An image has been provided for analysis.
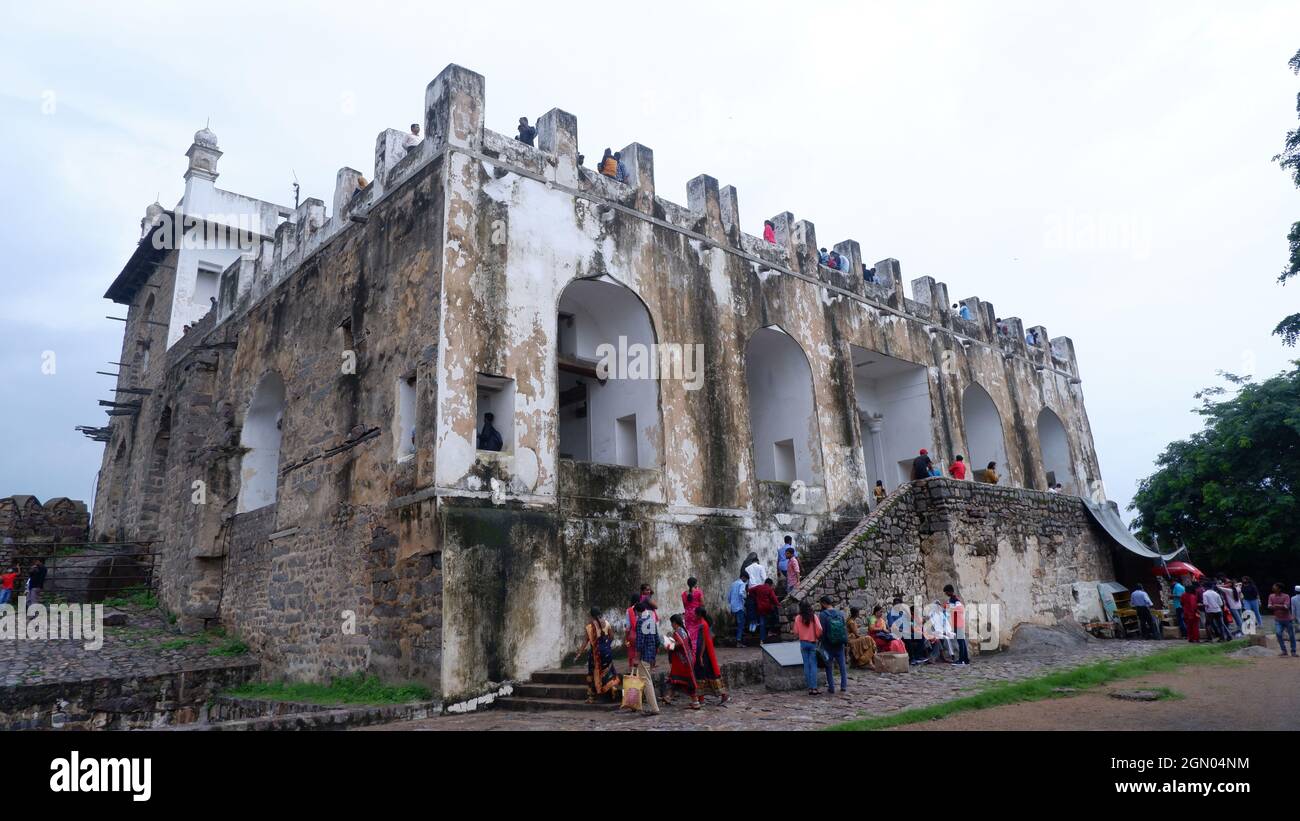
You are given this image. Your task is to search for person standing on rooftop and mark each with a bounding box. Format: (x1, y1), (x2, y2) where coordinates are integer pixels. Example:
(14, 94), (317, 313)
(516, 116), (537, 146)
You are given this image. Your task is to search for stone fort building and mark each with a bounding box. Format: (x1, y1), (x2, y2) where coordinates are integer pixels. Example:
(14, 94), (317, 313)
(90, 64), (1129, 703)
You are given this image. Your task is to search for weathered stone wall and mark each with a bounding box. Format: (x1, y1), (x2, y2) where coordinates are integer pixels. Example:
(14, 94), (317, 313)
(0, 659), (258, 730)
(89, 147), (449, 688)
(791, 478), (1116, 646)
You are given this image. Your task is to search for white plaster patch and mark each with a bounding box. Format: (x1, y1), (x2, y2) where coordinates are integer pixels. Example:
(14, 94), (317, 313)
(512, 446), (539, 492)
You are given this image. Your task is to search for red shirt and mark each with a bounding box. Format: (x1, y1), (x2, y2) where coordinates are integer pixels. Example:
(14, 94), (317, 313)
(1269, 593), (1292, 622)
(752, 584), (779, 616)
(0, 572), (15, 591)
(949, 461), (966, 480)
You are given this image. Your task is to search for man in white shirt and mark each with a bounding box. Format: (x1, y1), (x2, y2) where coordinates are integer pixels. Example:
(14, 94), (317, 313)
(1129, 584), (1157, 639)
(404, 123), (421, 149)
(1201, 583), (1228, 642)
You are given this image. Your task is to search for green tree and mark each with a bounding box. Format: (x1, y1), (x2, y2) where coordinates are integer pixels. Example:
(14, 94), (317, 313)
(1129, 365), (1300, 578)
(1272, 48), (1300, 345)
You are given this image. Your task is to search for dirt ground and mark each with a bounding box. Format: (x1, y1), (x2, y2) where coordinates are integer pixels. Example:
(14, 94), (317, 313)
(892, 653), (1300, 731)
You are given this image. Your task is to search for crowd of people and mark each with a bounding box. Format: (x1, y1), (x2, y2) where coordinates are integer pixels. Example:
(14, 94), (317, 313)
(573, 540), (979, 713)
(1167, 574), (1300, 656)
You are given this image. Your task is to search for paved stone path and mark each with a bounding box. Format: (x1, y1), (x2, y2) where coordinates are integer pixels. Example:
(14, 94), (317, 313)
(366, 639), (1171, 731)
(0, 604), (251, 687)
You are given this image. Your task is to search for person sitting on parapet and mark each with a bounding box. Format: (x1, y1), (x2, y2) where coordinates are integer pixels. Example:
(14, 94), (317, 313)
(405, 123), (421, 148)
(516, 116), (537, 146)
(763, 220), (776, 243)
(995, 317), (1009, 336)
(974, 461), (1000, 484)
(818, 248), (830, 266)
(863, 265), (876, 283)
(599, 148), (618, 178)
(910, 448), (933, 481)
(948, 454), (967, 480)
(1026, 328), (1039, 346)
(838, 254), (851, 273)
(477, 412), (504, 452)
(826, 250), (840, 269)
(954, 303), (972, 321)
(615, 152), (628, 183)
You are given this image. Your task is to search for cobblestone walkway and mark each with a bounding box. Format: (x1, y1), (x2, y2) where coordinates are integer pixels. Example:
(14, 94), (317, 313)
(0, 605), (253, 687)
(367, 640), (1169, 731)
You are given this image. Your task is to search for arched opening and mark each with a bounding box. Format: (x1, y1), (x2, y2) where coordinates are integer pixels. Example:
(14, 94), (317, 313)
(961, 383), (1009, 484)
(139, 407), (172, 538)
(1037, 408), (1077, 494)
(237, 372), (285, 512)
(556, 278), (661, 468)
(849, 345), (932, 493)
(744, 326), (823, 485)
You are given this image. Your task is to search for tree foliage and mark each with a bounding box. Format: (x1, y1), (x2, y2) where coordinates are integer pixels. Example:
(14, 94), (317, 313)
(1272, 49), (1300, 344)
(1129, 365), (1300, 576)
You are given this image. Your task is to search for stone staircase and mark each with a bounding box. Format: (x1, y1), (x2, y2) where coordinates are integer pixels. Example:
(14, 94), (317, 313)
(493, 668), (620, 713)
(800, 515), (867, 578)
(493, 648), (766, 713)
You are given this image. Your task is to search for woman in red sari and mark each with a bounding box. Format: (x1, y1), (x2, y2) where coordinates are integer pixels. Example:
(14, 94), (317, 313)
(692, 607), (729, 705)
(681, 577), (704, 649)
(663, 613), (701, 710)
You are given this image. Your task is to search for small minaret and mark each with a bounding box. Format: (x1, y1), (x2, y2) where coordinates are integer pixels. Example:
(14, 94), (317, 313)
(185, 125), (221, 183)
(139, 200), (164, 238)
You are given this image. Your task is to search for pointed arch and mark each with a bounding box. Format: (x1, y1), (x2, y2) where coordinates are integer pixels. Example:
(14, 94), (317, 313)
(744, 326), (823, 485)
(556, 277), (662, 468)
(237, 372), (286, 512)
(961, 382), (1009, 482)
(1037, 408), (1077, 494)
(139, 406), (173, 538)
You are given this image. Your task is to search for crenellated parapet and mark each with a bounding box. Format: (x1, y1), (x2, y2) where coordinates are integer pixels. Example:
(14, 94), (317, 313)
(184, 62), (1082, 380)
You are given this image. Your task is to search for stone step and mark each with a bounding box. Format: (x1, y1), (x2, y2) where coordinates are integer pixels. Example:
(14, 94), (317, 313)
(511, 682), (589, 700)
(529, 669), (588, 685)
(493, 696), (620, 713)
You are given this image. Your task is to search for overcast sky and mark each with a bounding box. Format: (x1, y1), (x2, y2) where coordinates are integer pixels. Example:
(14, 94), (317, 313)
(1, 1), (1297, 523)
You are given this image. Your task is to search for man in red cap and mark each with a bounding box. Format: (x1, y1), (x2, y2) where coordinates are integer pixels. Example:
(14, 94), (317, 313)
(911, 448), (934, 481)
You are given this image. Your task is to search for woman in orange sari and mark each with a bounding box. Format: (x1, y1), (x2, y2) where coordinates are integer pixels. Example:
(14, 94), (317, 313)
(573, 607), (620, 703)
(662, 613), (701, 710)
(692, 607), (729, 705)
(846, 607), (875, 668)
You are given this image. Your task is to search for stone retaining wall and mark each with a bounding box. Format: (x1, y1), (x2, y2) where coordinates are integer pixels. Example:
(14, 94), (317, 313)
(0, 659), (259, 730)
(786, 479), (1116, 646)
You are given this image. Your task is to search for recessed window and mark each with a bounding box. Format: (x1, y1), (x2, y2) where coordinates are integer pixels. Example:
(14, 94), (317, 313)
(615, 414), (638, 467)
(195, 266), (220, 315)
(395, 374), (417, 460)
(773, 439), (796, 483)
(475, 374), (514, 452)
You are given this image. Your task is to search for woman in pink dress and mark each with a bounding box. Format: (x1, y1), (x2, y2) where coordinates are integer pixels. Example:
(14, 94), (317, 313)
(681, 576), (704, 648)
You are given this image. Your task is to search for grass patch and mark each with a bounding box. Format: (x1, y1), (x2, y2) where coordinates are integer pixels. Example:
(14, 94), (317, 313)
(1142, 686), (1184, 701)
(827, 640), (1246, 731)
(223, 673), (431, 706)
(102, 586), (158, 609)
(208, 639), (249, 657)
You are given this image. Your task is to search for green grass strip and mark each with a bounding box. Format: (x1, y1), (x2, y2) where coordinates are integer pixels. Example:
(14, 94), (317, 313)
(223, 672), (432, 706)
(826, 639), (1246, 731)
